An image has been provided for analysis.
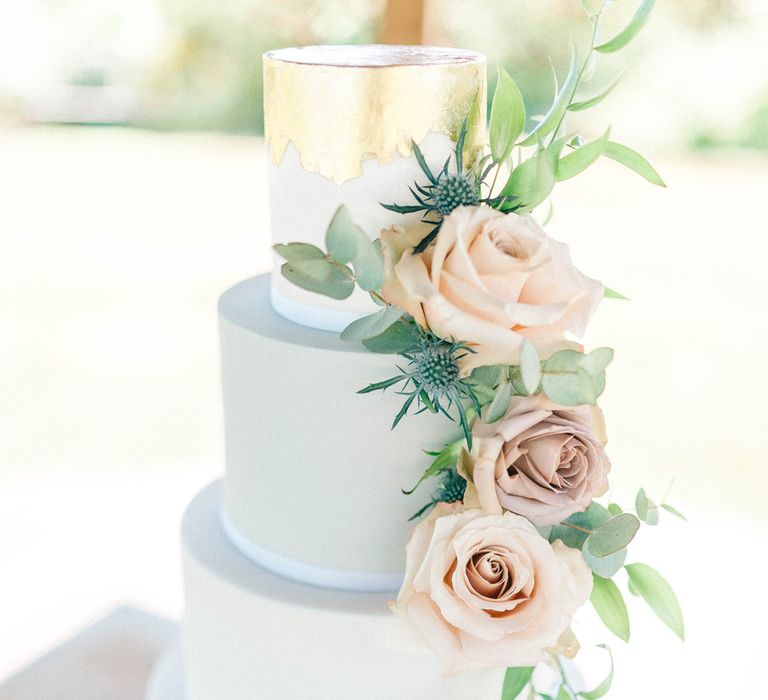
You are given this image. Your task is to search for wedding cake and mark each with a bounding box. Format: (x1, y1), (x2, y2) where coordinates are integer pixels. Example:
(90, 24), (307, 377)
(149, 45), (505, 699)
(150, 19), (684, 699)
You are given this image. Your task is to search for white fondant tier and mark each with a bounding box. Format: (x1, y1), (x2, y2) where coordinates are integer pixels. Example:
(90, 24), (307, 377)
(181, 481), (504, 699)
(219, 275), (456, 587)
(268, 132), (457, 331)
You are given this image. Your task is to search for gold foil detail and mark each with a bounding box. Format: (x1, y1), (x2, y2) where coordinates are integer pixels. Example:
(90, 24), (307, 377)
(264, 45), (486, 185)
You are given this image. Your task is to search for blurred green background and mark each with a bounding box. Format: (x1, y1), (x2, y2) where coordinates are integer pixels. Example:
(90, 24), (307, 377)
(1, 0), (766, 150)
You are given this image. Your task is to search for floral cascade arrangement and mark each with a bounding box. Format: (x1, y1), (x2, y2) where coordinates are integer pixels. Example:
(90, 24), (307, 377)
(275, 1), (684, 697)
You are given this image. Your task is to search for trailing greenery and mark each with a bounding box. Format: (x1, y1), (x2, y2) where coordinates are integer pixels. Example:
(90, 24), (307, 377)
(501, 644), (614, 699)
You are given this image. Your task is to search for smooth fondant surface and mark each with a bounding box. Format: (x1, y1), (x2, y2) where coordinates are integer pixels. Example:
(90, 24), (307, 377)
(182, 482), (504, 700)
(219, 275), (457, 580)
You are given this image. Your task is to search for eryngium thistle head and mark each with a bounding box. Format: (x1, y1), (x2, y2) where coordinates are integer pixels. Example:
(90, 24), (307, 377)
(413, 343), (461, 393)
(435, 173), (478, 215)
(437, 470), (466, 504)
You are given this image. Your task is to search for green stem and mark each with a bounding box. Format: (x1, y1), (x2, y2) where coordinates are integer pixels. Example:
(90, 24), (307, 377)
(560, 521), (593, 535)
(545, 1), (607, 149)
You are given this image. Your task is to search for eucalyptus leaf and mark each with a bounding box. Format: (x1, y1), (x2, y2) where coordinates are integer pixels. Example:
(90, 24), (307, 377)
(541, 351), (597, 406)
(584, 541), (627, 578)
(520, 339), (541, 395)
(555, 128), (610, 181)
(568, 71), (626, 112)
(549, 502), (610, 549)
(604, 287), (630, 301)
(580, 645), (614, 699)
(470, 364), (505, 390)
(586, 513), (640, 557)
(273, 242), (325, 263)
(325, 205), (361, 263)
(490, 65), (526, 164)
(501, 666), (534, 700)
(486, 382), (513, 423)
(280, 261), (355, 300)
(595, 0), (656, 54)
(625, 563), (685, 640)
(324, 205), (384, 291)
(353, 240), (385, 291)
(636, 488), (659, 525)
(581, 347), (614, 377)
(340, 306), (404, 342)
(604, 141), (666, 187)
(362, 319), (421, 354)
(661, 503), (688, 521)
(607, 503), (623, 516)
(591, 575), (630, 642)
(521, 44), (579, 146)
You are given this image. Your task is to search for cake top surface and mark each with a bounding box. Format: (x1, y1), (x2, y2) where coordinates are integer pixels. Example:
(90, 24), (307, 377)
(264, 45), (485, 68)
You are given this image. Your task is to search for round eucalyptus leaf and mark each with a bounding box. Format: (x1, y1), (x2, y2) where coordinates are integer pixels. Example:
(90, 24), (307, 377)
(586, 513), (640, 557)
(340, 306), (404, 342)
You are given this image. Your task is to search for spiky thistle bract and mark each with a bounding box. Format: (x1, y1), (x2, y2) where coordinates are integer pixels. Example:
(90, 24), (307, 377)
(358, 328), (481, 449)
(381, 119), (520, 252)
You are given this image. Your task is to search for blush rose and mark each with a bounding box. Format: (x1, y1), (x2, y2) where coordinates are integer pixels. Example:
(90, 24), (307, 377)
(380, 206), (603, 370)
(394, 505), (592, 674)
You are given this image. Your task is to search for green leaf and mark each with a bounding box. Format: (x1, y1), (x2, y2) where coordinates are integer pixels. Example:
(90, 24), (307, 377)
(325, 205), (361, 263)
(485, 382), (513, 423)
(595, 0), (656, 54)
(490, 65), (526, 164)
(469, 364), (504, 390)
(579, 0), (597, 17)
(340, 306), (404, 342)
(580, 645), (614, 699)
(604, 287), (630, 301)
(581, 347), (614, 376)
(549, 502), (610, 549)
(625, 563), (685, 640)
(586, 513), (641, 557)
(403, 440), (463, 495)
(591, 575), (630, 642)
(500, 148), (556, 214)
(353, 240), (385, 291)
(520, 339), (541, 395)
(583, 541), (627, 579)
(273, 242), (326, 263)
(280, 261), (355, 300)
(627, 577), (640, 597)
(568, 71), (626, 112)
(540, 348), (611, 406)
(555, 128), (610, 181)
(362, 319), (422, 354)
(607, 503), (623, 516)
(521, 45), (579, 146)
(324, 205), (384, 291)
(541, 350), (596, 406)
(556, 689), (571, 700)
(603, 141), (666, 187)
(501, 666), (534, 700)
(661, 503), (688, 521)
(635, 488), (659, 525)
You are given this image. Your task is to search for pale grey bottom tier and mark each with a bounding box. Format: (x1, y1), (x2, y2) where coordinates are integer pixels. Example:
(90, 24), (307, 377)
(174, 481), (504, 699)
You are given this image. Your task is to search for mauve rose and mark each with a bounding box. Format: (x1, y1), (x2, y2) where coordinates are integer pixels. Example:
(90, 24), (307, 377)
(394, 505), (592, 674)
(471, 395), (610, 526)
(380, 206), (603, 370)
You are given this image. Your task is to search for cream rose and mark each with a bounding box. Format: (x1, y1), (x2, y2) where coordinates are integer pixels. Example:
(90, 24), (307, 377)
(394, 505), (592, 675)
(472, 395), (610, 526)
(380, 206), (603, 370)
